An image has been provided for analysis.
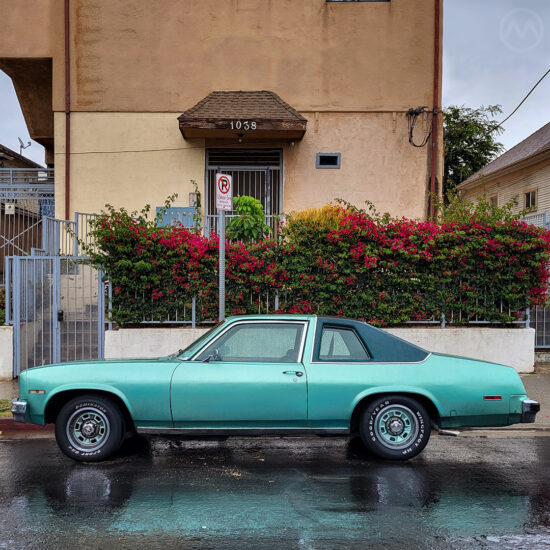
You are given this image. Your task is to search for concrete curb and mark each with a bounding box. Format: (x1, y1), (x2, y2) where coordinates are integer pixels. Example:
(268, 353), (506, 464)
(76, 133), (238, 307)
(0, 419), (54, 433)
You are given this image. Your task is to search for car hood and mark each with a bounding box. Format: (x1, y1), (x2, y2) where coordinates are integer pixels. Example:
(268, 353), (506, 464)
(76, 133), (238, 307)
(26, 357), (180, 372)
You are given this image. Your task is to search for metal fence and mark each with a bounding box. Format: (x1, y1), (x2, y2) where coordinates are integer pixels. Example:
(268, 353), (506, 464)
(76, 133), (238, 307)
(0, 169), (55, 285)
(521, 212), (550, 347)
(5, 255), (105, 376)
(0, 168), (54, 186)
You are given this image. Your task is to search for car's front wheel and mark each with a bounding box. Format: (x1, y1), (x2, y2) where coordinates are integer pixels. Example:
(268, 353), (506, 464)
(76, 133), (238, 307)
(55, 394), (124, 462)
(360, 395), (431, 460)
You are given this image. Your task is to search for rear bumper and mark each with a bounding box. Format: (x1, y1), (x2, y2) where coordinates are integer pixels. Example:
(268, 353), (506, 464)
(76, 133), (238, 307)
(11, 399), (27, 423)
(521, 399), (540, 423)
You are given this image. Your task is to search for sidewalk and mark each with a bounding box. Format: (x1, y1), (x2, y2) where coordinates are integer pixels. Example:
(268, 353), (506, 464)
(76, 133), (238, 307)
(0, 374), (549, 433)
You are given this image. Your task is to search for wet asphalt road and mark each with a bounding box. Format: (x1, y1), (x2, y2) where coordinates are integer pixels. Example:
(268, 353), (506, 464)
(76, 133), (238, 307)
(0, 434), (549, 549)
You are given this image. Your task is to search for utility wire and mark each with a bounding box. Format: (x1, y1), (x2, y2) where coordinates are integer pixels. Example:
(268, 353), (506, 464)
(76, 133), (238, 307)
(54, 145), (205, 155)
(490, 67), (550, 133)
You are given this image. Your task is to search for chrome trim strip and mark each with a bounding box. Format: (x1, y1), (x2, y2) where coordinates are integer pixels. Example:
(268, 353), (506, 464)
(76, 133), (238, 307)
(136, 427), (350, 436)
(190, 319), (309, 363)
(309, 353), (432, 366)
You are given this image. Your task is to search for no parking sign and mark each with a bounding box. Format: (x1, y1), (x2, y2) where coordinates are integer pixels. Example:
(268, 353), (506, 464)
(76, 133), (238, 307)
(216, 173), (233, 211)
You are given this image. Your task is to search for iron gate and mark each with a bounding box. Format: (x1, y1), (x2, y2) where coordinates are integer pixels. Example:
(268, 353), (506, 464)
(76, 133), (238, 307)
(5, 256), (105, 376)
(205, 149), (282, 234)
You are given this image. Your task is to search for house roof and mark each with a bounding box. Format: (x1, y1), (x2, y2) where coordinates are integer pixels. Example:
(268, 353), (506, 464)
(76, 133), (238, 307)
(459, 121), (550, 189)
(0, 143), (43, 168)
(178, 91), (307, 140)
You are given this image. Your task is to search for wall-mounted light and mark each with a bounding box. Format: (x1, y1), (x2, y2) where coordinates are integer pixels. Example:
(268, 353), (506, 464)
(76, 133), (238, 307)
(237, 133), (244, 143)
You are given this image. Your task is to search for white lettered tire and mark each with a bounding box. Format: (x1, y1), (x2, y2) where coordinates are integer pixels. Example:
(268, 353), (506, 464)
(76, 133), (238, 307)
(55, 394), (124, 462)
(360, 395), (431, 460)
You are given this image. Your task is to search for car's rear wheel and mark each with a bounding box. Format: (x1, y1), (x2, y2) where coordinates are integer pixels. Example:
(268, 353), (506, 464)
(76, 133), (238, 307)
(360, 395), (431, 460)
(55, 394), (124, 462)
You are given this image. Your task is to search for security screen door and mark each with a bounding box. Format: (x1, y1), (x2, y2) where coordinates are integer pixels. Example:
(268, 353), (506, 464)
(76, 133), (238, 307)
(205, 149), (282, 234)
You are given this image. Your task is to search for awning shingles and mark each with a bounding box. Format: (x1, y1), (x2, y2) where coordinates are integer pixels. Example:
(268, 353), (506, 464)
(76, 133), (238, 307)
(178, 91), (307, 140)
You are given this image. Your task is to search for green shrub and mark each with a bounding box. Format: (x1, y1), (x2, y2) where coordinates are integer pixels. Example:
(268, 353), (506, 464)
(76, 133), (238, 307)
(83, 198), (550, 326)
(226, 195), (271, 242)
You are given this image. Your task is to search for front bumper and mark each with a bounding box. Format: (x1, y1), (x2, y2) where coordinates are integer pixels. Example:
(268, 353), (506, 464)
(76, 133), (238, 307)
(11, 399), (27, 423)
(521, 399), (540, 423)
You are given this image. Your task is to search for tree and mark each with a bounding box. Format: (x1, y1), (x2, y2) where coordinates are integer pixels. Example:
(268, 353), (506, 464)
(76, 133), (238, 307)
(443, 105), (505, 199)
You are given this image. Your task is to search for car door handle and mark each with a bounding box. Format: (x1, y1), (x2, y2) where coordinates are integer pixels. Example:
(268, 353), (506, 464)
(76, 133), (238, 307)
(282, 371), (303, 377)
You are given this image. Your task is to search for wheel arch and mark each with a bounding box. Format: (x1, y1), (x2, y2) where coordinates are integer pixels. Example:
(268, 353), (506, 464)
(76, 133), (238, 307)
(44, 389), (135, 434)
(350, 391), (441, 433)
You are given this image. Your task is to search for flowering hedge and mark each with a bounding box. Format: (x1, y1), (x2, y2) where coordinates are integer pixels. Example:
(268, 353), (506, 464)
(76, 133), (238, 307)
(84, 204), (550, 326)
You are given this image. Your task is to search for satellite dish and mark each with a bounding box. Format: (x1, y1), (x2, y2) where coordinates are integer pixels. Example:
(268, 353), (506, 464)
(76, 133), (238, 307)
(18, 137), (31, 155)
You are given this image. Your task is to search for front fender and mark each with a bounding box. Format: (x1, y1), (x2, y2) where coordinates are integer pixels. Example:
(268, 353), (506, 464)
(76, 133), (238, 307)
(43, 384), (135, 421)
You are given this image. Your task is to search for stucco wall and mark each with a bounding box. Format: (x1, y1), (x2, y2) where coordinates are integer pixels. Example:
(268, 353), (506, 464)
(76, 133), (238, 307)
(283, 111), (430, 218)
(0, 326), (13, 381)
(62, 0), (438, 113)
(55, 111), (430, 219)
(54, 112), (206, 218)
(105, 326), (535, 373)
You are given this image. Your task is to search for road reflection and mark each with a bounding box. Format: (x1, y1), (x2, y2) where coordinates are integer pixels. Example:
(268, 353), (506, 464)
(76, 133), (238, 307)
(1, 436), (549, 548)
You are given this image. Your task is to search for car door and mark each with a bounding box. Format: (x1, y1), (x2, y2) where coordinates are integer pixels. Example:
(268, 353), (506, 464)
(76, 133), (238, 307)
(170, 320), (308, 428)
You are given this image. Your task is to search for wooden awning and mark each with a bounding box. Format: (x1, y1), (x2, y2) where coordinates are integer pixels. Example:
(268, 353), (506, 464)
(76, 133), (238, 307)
(178, 91), (307, 140)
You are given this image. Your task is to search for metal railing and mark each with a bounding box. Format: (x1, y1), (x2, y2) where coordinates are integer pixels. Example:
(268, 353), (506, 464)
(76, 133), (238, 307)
(0, 168), (54, 185)
(1, 177), (55, 286)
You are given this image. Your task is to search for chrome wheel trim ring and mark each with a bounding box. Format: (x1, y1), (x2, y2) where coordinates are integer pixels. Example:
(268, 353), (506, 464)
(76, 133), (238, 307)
(66, 407), (111, 453)
(374, 404), (420, 450)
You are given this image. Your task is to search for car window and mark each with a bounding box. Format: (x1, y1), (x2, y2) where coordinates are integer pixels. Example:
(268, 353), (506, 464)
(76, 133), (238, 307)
(318, 326), (369, 361)
(195, 322), (305, 363)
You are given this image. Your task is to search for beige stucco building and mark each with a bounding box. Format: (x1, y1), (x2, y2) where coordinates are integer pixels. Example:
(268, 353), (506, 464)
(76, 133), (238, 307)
(0, 0), (443, 225)
(458, 121), (550, 226)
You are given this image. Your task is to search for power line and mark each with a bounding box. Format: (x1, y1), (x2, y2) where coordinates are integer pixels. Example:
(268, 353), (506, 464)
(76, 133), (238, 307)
(54, 145), (205, 155)
(491, 67), (550, 133)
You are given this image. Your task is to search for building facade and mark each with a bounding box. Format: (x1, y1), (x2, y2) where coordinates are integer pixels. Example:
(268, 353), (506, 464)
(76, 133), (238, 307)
(0, 0), (443, 223)
(458, 121), (550, 226)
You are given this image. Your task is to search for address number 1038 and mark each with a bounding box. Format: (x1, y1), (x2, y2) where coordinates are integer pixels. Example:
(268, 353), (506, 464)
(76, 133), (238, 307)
(229, 121), (257, 130)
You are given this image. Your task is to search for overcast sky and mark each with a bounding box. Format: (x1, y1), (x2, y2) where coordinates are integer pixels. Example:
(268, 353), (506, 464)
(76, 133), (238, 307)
(1, 0), (549, 167)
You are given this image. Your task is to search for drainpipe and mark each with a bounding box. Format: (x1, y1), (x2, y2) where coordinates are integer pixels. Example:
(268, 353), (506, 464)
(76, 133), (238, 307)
(429, 0), (441, 219)
(64, 0), (71, 220)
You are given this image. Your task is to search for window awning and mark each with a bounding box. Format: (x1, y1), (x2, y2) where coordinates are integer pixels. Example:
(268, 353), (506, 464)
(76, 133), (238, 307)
(178, 91), (307, 140)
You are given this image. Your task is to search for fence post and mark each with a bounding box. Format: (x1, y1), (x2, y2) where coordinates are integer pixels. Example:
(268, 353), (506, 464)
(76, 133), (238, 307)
(12, 257), (21, 377)
(525, 307), (531, 329)
(41, 215), (48, 252)
(74, 212), (79, 256)
(192, 296), (196, 329)
(107, 281), (113, 331)
(97, 270), (105, 359)
(52, 258), (61, 364)
(4, 256), (10, 325)
(440, 312), (446, 329)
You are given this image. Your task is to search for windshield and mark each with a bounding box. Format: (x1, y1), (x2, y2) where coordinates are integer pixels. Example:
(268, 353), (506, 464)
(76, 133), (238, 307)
(168, 322), (224, 359)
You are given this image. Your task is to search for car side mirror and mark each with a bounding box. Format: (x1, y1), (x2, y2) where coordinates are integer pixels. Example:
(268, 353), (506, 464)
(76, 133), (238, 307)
(201, 349), (221, 363)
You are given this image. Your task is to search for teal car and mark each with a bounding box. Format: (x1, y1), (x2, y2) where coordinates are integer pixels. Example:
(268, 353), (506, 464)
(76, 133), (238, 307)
(12, 315), (539, 462)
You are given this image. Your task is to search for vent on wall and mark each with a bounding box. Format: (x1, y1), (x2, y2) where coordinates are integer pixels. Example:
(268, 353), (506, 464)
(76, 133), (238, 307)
(316, 153), (341, 169)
